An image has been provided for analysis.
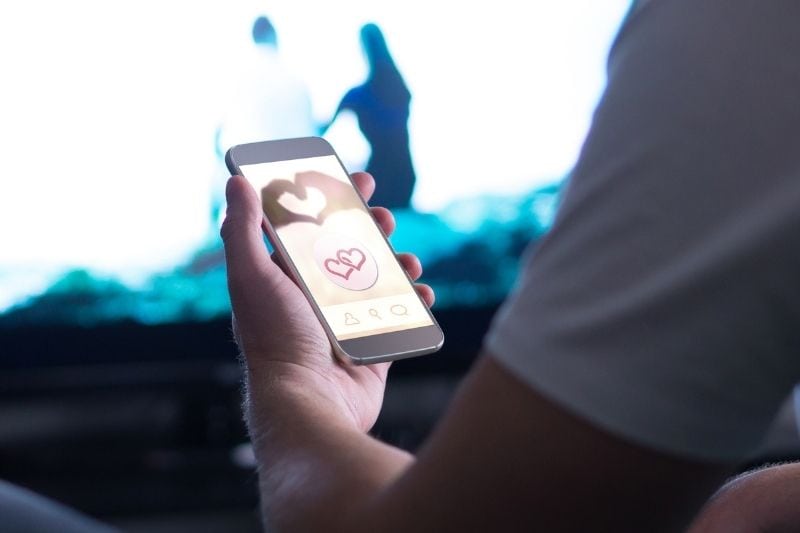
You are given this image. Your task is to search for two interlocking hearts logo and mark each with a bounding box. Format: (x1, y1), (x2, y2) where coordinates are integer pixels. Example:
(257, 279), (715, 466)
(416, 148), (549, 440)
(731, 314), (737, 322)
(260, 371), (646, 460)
(324, 248), (367, 280)
(314, 234), (378, 291)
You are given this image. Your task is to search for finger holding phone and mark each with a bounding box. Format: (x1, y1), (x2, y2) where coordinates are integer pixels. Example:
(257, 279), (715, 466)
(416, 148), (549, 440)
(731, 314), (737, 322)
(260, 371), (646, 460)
(222, 136), (442, 434)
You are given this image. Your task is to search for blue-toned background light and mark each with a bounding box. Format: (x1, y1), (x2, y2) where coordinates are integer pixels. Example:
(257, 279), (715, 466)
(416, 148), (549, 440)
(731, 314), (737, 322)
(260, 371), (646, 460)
(0, 0), (630, 325)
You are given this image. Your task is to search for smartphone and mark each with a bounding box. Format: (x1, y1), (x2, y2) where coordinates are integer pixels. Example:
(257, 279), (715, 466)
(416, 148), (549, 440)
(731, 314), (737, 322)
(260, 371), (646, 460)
(225, 137), (444, 364)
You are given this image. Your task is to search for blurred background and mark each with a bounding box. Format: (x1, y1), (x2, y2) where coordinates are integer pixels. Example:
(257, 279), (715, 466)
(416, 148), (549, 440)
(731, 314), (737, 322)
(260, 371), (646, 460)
(1, 1), (797, 531)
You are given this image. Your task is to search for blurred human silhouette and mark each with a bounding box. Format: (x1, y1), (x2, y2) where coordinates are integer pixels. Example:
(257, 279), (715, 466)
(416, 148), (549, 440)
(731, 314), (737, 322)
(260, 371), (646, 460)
(213, 16), (315, 226)
(321, 23), (416, 210)
(217, 16), (314, 150)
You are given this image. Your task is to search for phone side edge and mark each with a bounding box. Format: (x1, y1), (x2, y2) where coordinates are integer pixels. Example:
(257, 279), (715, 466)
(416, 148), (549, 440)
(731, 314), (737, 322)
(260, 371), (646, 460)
(224, 146), (240, 176)
(336, 325), (445, 365)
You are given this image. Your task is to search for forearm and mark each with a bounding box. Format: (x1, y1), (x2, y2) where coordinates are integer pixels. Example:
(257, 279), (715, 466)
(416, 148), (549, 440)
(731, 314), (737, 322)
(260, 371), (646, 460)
(248, 381), (413, 532)
(688, 463), (800, 533)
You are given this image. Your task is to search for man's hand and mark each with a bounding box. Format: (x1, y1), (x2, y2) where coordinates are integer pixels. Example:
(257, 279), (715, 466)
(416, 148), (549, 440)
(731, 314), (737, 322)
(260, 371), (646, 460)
(220, 172), (433, 435)
(219, 173), (730, 533)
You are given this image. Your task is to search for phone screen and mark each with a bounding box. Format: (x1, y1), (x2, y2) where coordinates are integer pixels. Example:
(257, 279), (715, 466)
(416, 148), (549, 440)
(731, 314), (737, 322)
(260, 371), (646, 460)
(239, 155), (434, 341)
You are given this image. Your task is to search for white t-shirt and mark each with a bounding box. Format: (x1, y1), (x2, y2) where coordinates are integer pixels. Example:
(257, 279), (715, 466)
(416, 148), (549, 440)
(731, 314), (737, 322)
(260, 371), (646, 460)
(484, 0), (800, 463)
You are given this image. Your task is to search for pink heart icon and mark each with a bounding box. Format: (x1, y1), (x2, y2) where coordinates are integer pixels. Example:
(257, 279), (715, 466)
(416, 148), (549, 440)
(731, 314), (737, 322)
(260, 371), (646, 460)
(324, 258), (355, 280)
(336, 248), (366, 271)
(314, 235), (378, 291)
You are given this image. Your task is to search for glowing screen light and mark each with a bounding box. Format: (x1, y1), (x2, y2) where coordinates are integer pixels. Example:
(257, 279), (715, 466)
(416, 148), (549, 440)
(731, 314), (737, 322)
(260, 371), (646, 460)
(0, 0), (630, 322)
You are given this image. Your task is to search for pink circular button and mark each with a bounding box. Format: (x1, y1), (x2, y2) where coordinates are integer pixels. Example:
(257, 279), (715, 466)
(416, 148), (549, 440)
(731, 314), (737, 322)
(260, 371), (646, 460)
(313, 233), (378, 291)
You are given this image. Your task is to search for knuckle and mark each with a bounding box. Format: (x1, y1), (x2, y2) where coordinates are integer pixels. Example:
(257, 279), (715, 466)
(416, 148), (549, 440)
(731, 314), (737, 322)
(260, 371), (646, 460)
(219, 216), (239, 243)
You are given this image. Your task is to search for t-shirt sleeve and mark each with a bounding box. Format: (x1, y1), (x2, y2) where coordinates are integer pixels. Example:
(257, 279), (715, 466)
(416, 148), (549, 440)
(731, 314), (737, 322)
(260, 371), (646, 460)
(484, 0), (800, 462)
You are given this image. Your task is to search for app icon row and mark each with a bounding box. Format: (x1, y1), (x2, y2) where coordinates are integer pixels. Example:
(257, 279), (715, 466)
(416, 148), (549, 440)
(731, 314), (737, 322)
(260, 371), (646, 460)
(343, 304), (408, 326)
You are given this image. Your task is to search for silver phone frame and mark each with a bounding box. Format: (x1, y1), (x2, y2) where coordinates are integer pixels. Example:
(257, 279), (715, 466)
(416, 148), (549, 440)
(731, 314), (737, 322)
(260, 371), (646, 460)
(225, 136), (443, 365)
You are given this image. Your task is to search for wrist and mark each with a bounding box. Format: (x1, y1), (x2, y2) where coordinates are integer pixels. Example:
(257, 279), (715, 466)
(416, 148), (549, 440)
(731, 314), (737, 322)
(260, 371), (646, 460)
(242, 359), (364, 439)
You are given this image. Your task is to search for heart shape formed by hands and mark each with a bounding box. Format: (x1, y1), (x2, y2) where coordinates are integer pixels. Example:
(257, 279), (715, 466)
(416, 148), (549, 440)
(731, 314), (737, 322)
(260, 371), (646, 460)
(276, 186), (326, 220)
(323, 248), (367, 280)
(262, 171), (366, 230)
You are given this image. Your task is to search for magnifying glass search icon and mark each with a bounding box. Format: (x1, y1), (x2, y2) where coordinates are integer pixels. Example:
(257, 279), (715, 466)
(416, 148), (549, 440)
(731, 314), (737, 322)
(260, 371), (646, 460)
(390, 304), (408, 316)
(369, 308), (381, 319)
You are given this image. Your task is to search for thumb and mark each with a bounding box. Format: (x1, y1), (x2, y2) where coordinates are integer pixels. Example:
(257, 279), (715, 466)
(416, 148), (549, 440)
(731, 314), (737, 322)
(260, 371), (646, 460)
(220, 175), (276, 290)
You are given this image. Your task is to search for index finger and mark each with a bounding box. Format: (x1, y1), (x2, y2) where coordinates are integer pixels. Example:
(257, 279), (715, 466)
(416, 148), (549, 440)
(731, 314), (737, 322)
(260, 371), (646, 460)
(351, 172), (376, 203)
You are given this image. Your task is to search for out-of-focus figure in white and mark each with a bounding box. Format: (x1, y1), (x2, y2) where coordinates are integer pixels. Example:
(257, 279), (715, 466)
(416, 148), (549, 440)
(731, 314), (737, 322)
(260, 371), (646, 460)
(213, 16), (315, 227)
